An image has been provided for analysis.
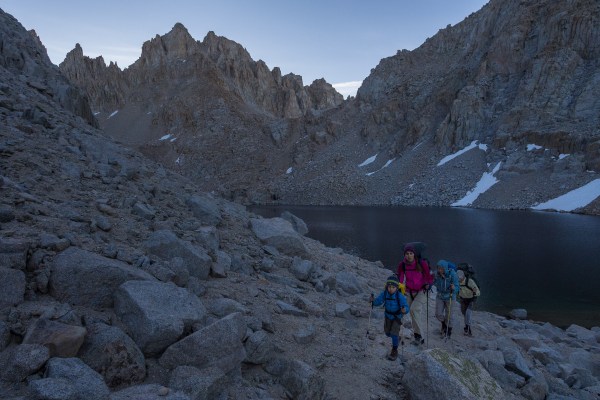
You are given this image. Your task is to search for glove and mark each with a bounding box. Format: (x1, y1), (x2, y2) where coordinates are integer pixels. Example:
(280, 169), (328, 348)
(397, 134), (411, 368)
(369, 293), (374, 304)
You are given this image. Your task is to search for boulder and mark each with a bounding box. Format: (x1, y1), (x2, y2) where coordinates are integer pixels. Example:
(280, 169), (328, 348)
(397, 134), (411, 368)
(22, 318), (86, 357)
(502, 347), (534, 380)
(109, 383), (191, 400)
(29, 377), (76, 400)
(210, 250), (230, 278)
(335, 271), (362, 295)
(509, 309), (528, 320)
(0, 237), (29, 270)
(78, 322), (146, 388)
(250, 217), (307, 256)
(43, 357), (110, 400)
(114, 280), (207, 355)
(143, 230), (212, 280)
(244, 330), (274, 365)
(159, 312), (246, 373)
(49, 247), (154, 309)
(290, 258), (314, 281)
(169, 366), (231, 400)
(293, 325), (316, 345)
(281, 211), (309, 235)
(566, 324), (598, 343)
(402, 348), (505, 400)
(206, 297), (246, 318)
(0, 344), (49, 382)
(0, 267), (26, 308)
(264, 358), (325, 400)
(186, 194), (222, 226)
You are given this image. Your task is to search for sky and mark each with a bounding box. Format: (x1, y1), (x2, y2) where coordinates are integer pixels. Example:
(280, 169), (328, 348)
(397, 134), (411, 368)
(1, 0), (488, 97)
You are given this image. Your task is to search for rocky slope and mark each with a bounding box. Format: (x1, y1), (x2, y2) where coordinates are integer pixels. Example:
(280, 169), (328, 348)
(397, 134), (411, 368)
(1, 7), (600, 400)
(58, 0), (600, 214)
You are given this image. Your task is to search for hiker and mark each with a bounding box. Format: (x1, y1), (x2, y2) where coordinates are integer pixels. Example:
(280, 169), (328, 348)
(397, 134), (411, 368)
(434, 260), (459, 338)
(370, 275), (409, 361)
(457, 269), (480, 336)
(396, 244), (433, 345)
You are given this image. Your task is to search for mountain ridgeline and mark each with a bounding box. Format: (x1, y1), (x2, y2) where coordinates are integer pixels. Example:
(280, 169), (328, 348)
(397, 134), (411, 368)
(59, 0), (600, 214)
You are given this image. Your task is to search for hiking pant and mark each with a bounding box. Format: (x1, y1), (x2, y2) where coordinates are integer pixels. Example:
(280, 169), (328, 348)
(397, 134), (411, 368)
(460, 297), (475, 326)
(406, 290), (427, 337)
(384, 317), (401, 347)
(435, 298), (454, 328)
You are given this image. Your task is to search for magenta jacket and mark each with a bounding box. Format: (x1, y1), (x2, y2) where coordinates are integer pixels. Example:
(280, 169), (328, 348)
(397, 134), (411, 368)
(397, 259), (434, 294)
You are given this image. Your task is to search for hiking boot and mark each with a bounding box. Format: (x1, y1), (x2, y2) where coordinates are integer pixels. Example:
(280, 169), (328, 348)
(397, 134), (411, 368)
(412, 333), (425, 345)
(464, 325), (469, 334)
(387, 347), (398, 361)
(464, 325), (473, 337)
(447, 327), (452, 337)
(441, 322), (447, 336)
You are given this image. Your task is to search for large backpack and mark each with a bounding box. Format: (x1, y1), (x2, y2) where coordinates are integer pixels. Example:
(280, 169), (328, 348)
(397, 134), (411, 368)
(457, 262), (481, 295)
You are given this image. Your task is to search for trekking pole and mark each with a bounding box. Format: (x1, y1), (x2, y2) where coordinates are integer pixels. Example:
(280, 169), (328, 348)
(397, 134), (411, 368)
(425, 287), (430, 349)
(400, 323), (404, 362)
(445, 297), (453, 342)
(364, 296), (374, 353)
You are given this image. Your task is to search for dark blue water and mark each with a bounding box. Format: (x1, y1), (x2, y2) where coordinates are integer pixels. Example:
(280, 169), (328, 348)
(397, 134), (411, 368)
(250, 205), (600, 329)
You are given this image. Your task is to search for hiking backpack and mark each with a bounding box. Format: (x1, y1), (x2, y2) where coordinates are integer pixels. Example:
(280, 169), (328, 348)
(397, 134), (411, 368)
(457, 262), (481, 295)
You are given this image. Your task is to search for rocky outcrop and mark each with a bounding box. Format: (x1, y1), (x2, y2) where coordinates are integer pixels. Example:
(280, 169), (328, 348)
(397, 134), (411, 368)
(59, 44), (128, 114)
(0, 10), (97, 127)
(59, 24), (344, 119)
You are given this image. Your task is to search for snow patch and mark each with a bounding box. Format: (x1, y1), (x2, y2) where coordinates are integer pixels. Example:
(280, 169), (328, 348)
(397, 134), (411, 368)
(358, 154), (377, 167)
(437, 141), (486, 166)
(93, 111), (100, 116)
(108, 110), (119, 118)
(159, 134), (172, 141)
(286, 167), (293, 174)
(366, 159), (395, 176)
(452, 162), (502, 207)
(531, 179), (600, 212)
(527, 144), (543, 151)
(558, 154), (569, 160)
(170, 137), (177, 142)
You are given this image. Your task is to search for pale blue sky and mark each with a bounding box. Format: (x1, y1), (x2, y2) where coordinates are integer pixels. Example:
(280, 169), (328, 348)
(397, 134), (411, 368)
(1, 1), (488, 96)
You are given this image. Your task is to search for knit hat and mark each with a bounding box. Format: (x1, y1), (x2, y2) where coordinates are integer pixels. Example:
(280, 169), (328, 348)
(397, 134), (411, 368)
(437, 260), (448, 269)
(386, 275), (399, 287)
(404, 244), (416, 254)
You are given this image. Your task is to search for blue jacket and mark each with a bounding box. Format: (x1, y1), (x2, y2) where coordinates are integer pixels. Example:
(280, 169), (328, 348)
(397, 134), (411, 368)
(373, 289), (409, 320)
(434, 260), (459, 301)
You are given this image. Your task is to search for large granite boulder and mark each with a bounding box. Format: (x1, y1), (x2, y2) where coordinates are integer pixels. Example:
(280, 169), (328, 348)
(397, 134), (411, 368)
(143, 230), (212, 280)
(114, 280), (207, 355)
(250, 217), (307, 256)
(78, 322), (146, 388)
(159, 312), (246, 374)
(22, 318), (87, 357)
(49, 247), (154, 309)
(402, 348), (505, 400)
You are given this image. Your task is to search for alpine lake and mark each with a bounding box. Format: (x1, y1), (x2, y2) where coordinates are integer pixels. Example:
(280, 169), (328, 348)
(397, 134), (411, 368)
(250, 205), (600, 329)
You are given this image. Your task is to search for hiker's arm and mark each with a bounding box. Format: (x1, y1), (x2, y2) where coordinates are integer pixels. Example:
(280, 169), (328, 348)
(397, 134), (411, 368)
(372, 292), (384, 307)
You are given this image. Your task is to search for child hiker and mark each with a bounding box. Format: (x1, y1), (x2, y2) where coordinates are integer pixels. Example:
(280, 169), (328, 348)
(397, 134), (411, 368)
(370, 275), (409, 361)
(396, 243), (433, 346)
(434, 260), (459, 338)
(457, 269), (480, 336)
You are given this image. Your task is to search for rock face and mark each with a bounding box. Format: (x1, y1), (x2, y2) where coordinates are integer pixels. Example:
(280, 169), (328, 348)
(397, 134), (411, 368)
(58, 0), (600, 214)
